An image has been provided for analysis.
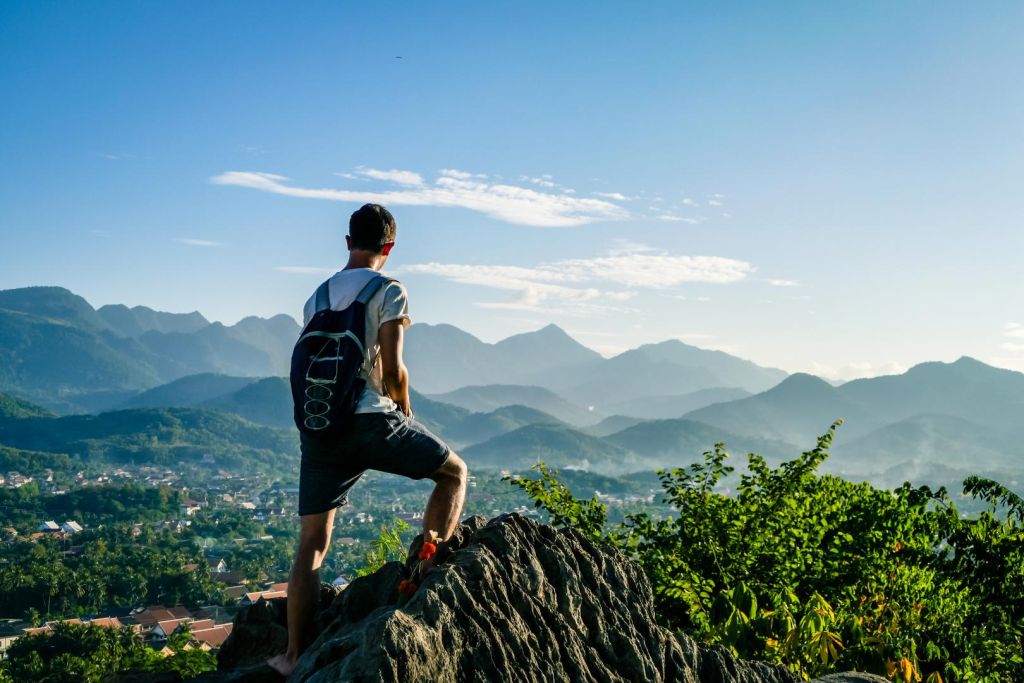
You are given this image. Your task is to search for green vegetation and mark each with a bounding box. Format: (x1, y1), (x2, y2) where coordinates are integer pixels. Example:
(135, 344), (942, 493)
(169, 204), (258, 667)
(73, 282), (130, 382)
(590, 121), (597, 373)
(0, 621), (216, 682)
(512, 422), (1024, 682)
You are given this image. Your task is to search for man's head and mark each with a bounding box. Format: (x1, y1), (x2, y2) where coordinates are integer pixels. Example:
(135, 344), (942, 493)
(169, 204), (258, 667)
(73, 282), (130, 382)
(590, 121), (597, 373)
(347, 204), (396, 258)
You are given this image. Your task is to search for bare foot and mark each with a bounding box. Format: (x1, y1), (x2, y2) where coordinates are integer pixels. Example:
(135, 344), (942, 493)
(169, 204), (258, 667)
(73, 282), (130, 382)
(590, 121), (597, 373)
(268, 652), (297, 677)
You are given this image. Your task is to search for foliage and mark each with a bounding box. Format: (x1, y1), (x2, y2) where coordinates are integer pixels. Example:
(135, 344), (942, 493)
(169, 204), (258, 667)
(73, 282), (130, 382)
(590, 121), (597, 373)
(356, 520), (413, 577)
(0, 621), (215, 682)
(514, 422), (1024, 682)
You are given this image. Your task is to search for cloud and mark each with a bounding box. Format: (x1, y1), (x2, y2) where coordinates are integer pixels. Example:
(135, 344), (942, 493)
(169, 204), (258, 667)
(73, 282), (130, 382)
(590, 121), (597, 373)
(592, 191), (636, 201)
(175, 238), (225, 247)
(606, 239), (664, 257)
(655, 215), (704, 224)
(397, 252), (752, 314)
(211, 170), (628, 227)
(805, 360), (907, 382)
(768, 279), (800, 287)
(999, 342), (1024, 352)
(1004, 322), (1024, 339)
(275, 266), (336, 274)
(439, 169), (487, 179)
(708, 200), (723, 206)
(682, 198), (698, 206)
(355, 167), (424, 186)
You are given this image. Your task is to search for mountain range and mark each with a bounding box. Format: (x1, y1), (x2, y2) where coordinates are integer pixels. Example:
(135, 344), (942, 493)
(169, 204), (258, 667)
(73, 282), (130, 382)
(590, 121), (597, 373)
(1, 285), (1023, 487)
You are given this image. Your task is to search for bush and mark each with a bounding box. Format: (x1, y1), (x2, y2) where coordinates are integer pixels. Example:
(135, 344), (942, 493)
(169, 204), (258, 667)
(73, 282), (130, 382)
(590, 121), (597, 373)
(511, 422), (1024, 682)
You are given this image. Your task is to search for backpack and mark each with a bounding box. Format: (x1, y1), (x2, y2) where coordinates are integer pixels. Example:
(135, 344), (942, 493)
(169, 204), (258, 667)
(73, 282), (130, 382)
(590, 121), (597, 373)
(290, 273), (394, 437)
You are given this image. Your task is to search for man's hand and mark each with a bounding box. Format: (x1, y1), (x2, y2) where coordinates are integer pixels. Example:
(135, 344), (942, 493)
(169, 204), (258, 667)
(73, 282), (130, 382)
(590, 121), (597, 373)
(379, 319), (412, 415)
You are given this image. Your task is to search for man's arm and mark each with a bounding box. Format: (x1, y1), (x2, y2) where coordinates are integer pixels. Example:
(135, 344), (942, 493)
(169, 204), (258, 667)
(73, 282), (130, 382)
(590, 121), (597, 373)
(378, 319), (412, 417)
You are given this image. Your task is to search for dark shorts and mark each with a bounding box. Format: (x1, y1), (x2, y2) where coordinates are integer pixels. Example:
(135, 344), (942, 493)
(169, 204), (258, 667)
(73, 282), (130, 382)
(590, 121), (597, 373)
(298, 411), (451, 516)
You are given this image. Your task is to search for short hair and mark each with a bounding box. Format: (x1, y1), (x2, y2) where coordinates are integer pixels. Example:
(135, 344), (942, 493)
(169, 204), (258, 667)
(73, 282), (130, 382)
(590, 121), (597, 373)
(348, 204), (396, 252)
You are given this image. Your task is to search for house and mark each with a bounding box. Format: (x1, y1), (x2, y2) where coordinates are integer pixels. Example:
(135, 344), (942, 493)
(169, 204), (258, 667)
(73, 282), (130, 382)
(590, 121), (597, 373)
(151, 619), (190, 641)
(190, 625), (232, 649)
(181, 503), (202, 516)
(207, 558), (229, 573)
(37, 521), (60, 533)
(60, 521), (83, 534)
(210, 570), (245, 584)
(218, 585), (248, 602)
(239, 590), (287, 606)
(331, 576), (349, 588)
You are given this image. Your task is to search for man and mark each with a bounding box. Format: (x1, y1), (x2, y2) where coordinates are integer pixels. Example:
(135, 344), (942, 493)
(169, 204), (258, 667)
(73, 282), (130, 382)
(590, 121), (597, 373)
(269, 204), (468, 677)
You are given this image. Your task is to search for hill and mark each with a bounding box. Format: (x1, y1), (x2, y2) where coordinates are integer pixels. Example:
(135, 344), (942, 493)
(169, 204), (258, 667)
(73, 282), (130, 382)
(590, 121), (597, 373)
(97, 303), (210, 337)
(682, 373), (883, 445)
(116, 373), (258, 410)
(0, 391), (57, 419)
(426, 384), (600, 426)
(462, 423), (648, 474)
(604, 417), (799, 467)
(203, 376), (295, 428)
(529, 340), (786, 410)
(603, 387), (753, 419)
(0, 406), (299, 477)
(584, 415), (650, 437)
(403, 323), (601, 394)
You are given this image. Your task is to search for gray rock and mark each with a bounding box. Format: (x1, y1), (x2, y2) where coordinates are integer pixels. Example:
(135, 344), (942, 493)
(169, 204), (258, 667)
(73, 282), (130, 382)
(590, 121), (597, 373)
(217, 513), (803, 682)
(812, 675), (892, 683)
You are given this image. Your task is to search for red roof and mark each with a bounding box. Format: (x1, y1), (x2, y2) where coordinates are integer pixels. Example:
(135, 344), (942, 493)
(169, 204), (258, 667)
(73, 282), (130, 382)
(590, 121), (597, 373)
(190, 626), (230, 647)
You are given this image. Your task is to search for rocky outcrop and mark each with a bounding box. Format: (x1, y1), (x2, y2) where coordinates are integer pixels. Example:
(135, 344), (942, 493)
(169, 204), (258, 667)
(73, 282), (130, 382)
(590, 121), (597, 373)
(205, 513), (799, 683)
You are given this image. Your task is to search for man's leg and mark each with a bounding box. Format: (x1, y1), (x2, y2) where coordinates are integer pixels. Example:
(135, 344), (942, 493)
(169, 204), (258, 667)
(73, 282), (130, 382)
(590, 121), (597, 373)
(268, 508), (335, 676)
(419, 452), (468, 573)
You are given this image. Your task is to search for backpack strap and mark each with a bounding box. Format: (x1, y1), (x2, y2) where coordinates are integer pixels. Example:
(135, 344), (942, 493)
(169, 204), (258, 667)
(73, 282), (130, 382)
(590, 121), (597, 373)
(313, 278), (332, 314)
(355, 274), (396, 305)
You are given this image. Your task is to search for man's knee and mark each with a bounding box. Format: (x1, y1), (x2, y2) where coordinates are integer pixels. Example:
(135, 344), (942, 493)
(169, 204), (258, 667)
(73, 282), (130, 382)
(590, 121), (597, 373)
(433, 451), (468, 484)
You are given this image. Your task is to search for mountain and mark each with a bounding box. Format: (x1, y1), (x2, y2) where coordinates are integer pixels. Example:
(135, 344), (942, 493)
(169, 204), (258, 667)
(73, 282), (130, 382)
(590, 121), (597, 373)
(830, 413), (1024, 474)
(203, 376), (294, 428)
(682, 373), (883, 446)
(0, 286), (110, 331)
(403, 323), (601, 394)
(528, 340), (787, 410)
(462, 423), (648, 474)
(0, 286), (299, 412)
(603, 387), (753, 419)
(0, 392), (56, 419)
(97, 303), (210, 337)
(604, 417), (799, 467)
(837, 357), (1024, 434)
(116, 373), (258, 410)
(584, 415), (650, 437)
(410, 390), (566, 449)
(426, 385), (600, 426)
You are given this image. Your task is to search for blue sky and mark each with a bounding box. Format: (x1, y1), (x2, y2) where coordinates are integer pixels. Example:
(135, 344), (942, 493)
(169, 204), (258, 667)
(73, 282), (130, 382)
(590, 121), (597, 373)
(2, 1), (1023, 379)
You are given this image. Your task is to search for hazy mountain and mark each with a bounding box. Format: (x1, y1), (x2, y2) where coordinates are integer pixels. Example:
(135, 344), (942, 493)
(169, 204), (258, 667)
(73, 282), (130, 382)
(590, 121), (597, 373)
(604, 418), (799, 467)
(426, 385), (600, 427)
(97, 304), (210, 337)
(411, 390), (565, 449)
(603, 387), (753, 419)
(837, 357), (1024, 434)
(117, 374), (258, 410)
(584, 415), (650, 437)
(682, 373), (884, 446)
(404, 323), (601, 394)
(529, 340), (786, 409)
(462, 423), (647, 475)
(830, 413), (1024, 474)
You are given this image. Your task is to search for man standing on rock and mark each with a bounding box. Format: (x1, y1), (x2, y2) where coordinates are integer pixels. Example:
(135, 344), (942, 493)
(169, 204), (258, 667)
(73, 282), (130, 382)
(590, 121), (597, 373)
(269, 204), (468, 677)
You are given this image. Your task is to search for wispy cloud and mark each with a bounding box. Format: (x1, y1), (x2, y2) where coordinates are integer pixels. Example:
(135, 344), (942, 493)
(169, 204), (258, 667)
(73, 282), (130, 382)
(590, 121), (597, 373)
(354, 167), (424, 186)
(439, 169), (487, 180)
(396, 251), (752, 314)
(210, 170), (629, 227)
(174, 238), (225, 247)
(655, 214), (704, 224)
(592, 191), (636, 201)
(768, 279), (800, 287)
(708, 200), (723, 206)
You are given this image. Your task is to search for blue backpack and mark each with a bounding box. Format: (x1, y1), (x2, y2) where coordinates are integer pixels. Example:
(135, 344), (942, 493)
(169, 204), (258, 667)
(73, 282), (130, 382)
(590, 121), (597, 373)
(290, 273), (394, 437)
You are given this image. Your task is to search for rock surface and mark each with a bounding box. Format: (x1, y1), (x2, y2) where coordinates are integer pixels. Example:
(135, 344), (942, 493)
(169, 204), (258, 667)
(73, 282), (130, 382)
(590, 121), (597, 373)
(201, 513), (802, 683)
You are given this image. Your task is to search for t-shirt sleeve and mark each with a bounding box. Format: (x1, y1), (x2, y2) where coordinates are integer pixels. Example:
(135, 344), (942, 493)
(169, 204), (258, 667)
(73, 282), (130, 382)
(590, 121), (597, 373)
(379, 281), (411, 328)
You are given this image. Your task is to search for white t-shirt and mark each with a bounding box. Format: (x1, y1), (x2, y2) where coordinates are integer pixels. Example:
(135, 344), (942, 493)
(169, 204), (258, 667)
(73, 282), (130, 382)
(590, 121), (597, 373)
(302, 268), (411, 414)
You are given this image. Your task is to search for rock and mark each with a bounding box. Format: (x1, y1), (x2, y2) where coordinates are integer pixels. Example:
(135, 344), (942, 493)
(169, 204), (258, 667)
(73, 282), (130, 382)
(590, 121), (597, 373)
(214, 513), (801, 683)
(812, 675), (891, 683)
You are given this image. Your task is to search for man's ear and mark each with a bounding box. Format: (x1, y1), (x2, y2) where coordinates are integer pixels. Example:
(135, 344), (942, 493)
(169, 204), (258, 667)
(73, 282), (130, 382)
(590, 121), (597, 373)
(382, 242), (395, 256)
(345, 235), (352, 251)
